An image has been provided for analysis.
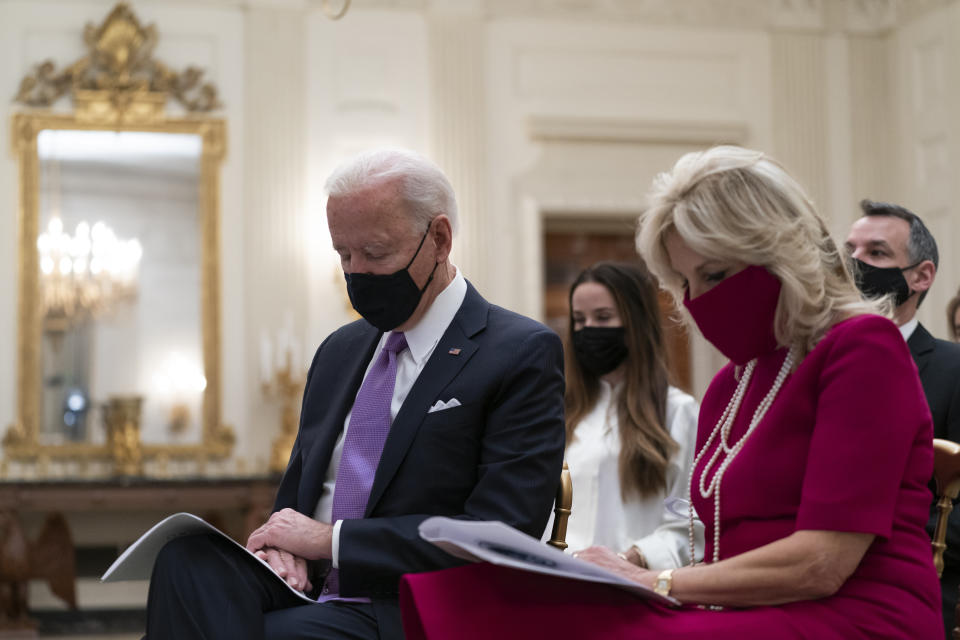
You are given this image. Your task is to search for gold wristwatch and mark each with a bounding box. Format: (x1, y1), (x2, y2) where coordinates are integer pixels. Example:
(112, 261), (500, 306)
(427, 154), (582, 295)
(653, 569), (674, 597)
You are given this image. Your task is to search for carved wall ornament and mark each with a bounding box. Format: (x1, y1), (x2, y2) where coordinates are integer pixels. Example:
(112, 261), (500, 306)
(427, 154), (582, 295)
(13, 2), (221, 123)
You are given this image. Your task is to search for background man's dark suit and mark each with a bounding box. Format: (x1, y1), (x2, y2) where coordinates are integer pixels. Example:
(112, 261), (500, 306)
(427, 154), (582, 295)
(909, 323), (960, 442)
(847, 201), (959, 637)
(272, 281), (566, 637)
(912, 323), (960, 635)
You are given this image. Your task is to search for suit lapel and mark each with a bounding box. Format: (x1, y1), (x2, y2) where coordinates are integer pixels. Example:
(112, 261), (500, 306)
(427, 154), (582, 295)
(298, 325), (381, 512)
(908, 323), (936, 377)
(364, 283), (488, 517)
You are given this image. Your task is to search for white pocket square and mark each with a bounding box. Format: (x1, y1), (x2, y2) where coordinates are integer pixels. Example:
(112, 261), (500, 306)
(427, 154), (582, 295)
(428, 398), (462, 413)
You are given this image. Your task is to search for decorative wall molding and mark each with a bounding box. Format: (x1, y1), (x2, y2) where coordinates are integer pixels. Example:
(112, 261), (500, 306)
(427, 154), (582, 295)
(450, 0), (951, 34)
(894, 0), (959, 25)
(769, 0), (824, 30)
(528, 116), (748, 146)
(841, 0), (898, 32)
(481, 0), (903, 32)
(8, 0), (950, 33)
(14, 3), (221, 118)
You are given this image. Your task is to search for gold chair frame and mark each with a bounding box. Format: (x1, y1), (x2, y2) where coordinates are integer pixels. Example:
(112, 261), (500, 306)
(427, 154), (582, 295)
(547, 461), (572, 551)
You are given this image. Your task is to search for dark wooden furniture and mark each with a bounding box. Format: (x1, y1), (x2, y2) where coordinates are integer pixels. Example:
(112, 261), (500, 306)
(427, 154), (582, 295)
(0, 475), (279, 637)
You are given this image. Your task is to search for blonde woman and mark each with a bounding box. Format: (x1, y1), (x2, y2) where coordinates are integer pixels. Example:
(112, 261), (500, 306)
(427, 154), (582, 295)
(557, 261), (702, 569)
(399, 146), (941, 639)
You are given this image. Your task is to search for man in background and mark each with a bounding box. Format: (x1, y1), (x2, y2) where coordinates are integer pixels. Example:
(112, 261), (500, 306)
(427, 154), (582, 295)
(846, 199), (960, 638)
(144, 148), (566, 639)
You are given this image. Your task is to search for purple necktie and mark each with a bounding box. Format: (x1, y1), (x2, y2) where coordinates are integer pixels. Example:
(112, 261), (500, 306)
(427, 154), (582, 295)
(323, 331), (408, 599)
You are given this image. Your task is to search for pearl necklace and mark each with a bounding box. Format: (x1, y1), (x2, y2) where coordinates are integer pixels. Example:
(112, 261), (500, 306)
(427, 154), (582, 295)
(687, 346), (797, 565)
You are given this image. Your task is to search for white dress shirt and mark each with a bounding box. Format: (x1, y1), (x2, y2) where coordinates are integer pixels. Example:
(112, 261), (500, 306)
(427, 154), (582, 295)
(546, 383), (704, 569)
(899, 316), (918, 342)
(313, 268), (467, 566)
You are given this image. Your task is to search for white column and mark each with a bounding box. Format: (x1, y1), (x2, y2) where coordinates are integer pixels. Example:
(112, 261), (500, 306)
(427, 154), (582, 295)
(427, 0), (489, 292)
(847, 34), (898, 205)
(242, 5), (309, 468)
(770, 32), (830, 218)
(823, 33), (854, 243)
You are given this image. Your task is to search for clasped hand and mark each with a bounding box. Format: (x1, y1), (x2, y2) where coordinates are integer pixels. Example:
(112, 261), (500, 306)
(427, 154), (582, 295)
(245, 508), (334, 592)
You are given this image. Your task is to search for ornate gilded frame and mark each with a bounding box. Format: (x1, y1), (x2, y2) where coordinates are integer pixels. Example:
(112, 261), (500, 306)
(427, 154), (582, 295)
(3, 3), (234, 466)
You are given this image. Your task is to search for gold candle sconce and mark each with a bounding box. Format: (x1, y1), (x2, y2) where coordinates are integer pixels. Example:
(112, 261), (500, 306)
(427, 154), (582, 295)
(263, 362), (303, 475)
(103, 395), (144, 476)
(261, 315), (308, 475)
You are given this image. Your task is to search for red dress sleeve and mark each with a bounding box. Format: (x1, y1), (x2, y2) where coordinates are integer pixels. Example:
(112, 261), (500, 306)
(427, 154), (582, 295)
(796, 315), (933, 538)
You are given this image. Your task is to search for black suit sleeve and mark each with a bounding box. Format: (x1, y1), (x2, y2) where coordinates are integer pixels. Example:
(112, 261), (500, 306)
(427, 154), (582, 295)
(940, 371), (960, 567)
(946, 374), (960, 445)
(336, 327), (566, 597)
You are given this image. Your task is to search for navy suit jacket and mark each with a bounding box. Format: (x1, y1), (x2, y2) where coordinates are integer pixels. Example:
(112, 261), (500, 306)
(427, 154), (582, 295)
(909, 323), (960, 443)
(273, 282), (565, 609)
(911, 323), (960, 574)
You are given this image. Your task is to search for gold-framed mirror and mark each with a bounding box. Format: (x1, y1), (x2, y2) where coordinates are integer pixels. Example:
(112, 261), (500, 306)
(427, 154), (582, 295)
(3, 2), (234, 475)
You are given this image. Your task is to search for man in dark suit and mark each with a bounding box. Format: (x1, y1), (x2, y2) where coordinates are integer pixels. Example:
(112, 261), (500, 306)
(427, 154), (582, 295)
(144, 148), (566, 639)
(846, 199), (960, 638)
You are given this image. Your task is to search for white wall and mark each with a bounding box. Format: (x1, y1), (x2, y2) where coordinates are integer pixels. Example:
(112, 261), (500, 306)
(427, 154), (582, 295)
(2, 0), (957, 474)
(894, 2), (960, 339)
(484, 19), (772, 396)
(303, 8), (432, 344)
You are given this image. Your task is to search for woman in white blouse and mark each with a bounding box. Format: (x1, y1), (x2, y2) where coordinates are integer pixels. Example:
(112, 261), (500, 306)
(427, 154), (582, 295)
(563, 261), (704, 569)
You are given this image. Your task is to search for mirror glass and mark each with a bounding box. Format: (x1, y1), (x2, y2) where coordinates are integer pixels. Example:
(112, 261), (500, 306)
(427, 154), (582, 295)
(37, 130), (205, 447)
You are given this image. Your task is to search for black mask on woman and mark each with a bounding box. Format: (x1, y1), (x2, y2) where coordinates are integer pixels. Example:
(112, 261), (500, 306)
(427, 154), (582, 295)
(345, 225), (438, 331)
(572, 326), (628, 377)
(852, 258), (918, 307)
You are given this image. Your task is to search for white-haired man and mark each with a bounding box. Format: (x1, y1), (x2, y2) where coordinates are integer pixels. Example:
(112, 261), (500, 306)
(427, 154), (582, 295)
(143, 149), (566, 639)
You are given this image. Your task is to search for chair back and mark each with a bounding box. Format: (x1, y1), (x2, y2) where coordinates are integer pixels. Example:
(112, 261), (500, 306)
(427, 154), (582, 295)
(932, 439), (960, 577)
(546, 461), (572, 551)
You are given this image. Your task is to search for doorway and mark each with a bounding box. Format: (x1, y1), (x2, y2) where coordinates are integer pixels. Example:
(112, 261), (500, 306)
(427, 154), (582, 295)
(543, 215), (691, 393)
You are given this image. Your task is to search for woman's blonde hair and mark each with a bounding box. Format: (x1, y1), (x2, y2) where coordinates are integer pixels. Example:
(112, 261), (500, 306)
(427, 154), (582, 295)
(637, 145), (885, 356)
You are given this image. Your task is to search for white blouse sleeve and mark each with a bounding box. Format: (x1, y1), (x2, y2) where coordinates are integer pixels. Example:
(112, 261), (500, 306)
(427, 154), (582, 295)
(631, 388), (705, 570)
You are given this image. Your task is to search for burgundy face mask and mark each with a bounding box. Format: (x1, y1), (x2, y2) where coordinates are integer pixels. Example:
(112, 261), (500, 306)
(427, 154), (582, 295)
(683, 265), (782, 365)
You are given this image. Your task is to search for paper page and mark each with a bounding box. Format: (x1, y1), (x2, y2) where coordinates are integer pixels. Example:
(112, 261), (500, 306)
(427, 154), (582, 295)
(419, 517), (679, 605)
(101, 512), (315, 603)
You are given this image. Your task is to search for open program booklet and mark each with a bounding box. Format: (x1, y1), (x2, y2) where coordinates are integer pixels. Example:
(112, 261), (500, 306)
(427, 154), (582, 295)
(100, 512), (315, 603)
(418, 517), (680, 606)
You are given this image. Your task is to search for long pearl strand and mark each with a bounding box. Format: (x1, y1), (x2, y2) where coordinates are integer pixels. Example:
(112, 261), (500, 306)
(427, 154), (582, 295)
(687, 346), (798, 565)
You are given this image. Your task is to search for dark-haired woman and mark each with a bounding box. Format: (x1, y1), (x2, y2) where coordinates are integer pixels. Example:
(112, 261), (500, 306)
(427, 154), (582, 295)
(558, 262), (703, 569)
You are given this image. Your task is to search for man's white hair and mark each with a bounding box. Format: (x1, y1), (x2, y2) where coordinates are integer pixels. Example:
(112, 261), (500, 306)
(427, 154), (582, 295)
(324, 147), (459, 237)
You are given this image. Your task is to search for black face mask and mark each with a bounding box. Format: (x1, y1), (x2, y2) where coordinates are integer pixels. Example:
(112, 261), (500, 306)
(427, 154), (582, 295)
(852, 258), (919, 307)
(572, 327), (628, 377)
(345, 225), (438, 331)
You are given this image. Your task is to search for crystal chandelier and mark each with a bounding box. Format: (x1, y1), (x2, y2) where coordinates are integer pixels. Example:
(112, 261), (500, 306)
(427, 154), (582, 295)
(37, 216), (142, 331)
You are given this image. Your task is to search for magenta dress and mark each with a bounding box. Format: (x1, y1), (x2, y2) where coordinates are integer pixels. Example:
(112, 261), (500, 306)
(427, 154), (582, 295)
(399, 315), (942, 639)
